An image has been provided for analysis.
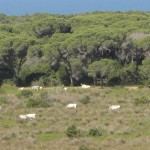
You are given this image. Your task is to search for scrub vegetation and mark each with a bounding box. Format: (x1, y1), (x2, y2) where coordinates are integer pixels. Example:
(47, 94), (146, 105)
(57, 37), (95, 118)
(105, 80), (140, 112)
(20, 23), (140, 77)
(0, 85), (150, 150)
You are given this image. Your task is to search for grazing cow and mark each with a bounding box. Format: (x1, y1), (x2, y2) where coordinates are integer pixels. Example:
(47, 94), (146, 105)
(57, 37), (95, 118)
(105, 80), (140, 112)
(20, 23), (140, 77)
(32, 86), (39, 90)
(19, 87), (25, 91)
(19, 115), (27, 121)
(26, 114), (36, 120)
(66, 103), (77, 108)
(39, 86), (43, 90)
(64, 87), (67, 91)
(109, 105), (120, 110)
(81, 84), (91, 88)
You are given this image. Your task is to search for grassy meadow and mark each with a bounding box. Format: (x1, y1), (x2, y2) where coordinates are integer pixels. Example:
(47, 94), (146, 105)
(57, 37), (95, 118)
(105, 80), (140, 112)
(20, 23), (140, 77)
(0, 85), (150, 150)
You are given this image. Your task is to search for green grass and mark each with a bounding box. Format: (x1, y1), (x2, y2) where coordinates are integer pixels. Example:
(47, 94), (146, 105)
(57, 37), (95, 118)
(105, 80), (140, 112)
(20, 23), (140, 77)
(0, 119), (16, 128)
(37, 133), (64, 141)
(0, 86), (18, 94)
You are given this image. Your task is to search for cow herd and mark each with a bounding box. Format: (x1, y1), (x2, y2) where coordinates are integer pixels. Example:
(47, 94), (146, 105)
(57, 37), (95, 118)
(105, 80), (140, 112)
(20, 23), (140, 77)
(18, 103), (120, 121)
(16, 84), (120, 121)
(32, 86), (43, 90)
(19, 86), (43, 91)
(19, 84), (92, 91)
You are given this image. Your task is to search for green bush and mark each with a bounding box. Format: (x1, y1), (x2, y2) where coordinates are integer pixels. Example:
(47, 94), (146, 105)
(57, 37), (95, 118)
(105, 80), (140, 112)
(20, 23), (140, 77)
(26, 98), (49, 108)
(0, 97), (8, 105)
(79, 145), (89, 150)
(20, 90), (33, 98)
(88, 128), (104, 136)
(66, 125), (81, 138)
(2, 79), (15, 86)
(39, 76), (51, 86)
(80, 96), (90, 104)
(138, 85), (144, 89)
(56, 65), (70, 86)
(40, 91), (49, 100)
(134, 96), (150, 105)
(94, 92), (100, 96)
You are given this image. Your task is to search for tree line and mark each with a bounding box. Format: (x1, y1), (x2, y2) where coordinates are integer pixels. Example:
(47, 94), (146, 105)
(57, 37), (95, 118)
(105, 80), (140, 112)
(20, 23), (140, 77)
(0, 11), (150, 86)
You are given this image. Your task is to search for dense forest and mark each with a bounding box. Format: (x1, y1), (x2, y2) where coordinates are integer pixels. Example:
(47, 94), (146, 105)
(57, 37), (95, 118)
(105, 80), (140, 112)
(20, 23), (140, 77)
(0, 11), (150, 86)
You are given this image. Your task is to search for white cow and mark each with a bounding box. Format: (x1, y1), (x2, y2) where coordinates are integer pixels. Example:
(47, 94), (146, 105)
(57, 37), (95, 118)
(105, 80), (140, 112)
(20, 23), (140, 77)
(39, 86), (43, 90)
(66, 103), (77, 108)
(19, 115), (27, 121)
(26, 114), (36, 120)
(81, 84), (91, 88)
(32, 86), (39, 90)
(109, 105), (120, 110)
(64, 87), (67, 91)
(19, 87), (25, 91)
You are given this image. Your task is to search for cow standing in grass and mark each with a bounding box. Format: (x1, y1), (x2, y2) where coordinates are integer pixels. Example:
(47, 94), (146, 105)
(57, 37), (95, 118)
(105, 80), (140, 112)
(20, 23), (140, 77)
(66, 103), (77, 108)
(32, 86), (39, 90)
(109, 105), (120, 110)
(81, 84), (91, 88)
(19, 87), (25, 90)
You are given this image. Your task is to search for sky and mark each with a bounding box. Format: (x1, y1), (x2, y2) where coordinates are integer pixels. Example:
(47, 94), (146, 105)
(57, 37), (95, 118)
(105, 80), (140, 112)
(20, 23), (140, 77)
(0, 0), (150, 16)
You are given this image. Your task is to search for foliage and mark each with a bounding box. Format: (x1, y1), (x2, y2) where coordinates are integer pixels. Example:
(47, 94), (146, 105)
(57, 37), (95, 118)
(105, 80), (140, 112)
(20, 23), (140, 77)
(88, 128), (105, 136)
(79, 145), (89, 150)
(119, 61), (137, 84)
(66, 125), (81, 138)
(0, 97), (8, 105)
(134, 96), (150, 105)
(139, 59), (150, 83)
(138, 85), (145, 89)
(39, 76), (52, 86)
(56, 64), (70, 86)
(80, 95), (90, 104)
(1, 12), (150, 86)
(0, 78), (2, 87)
(26, 98), (49, 108)
(40, 91), (49, 100)
(19, 90), (33, 98)
(88, 59), (118, 85)
(39, 74), (61, 86)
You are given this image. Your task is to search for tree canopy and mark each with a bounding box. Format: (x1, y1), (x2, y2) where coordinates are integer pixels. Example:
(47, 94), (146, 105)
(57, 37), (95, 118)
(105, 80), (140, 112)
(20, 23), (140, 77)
(1, 11), (150, 86)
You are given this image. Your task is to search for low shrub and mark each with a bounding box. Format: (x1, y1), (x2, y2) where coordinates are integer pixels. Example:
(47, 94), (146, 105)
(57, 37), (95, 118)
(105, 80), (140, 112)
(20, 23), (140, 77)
(2, 79), (15, 86)
(80, 96), (90, 104)
(88, 128), (105, 136)
(19, 90), (33, 98)
(138, 85), (144, 89)
(66, 125), (81, 138)
(134, 96), (150, 105)
(40, 91), (49, 100)
(26, 98), (49, 108)
(79, 145), (89, 150)
(94, 92), (100, 96)
(0, 97), (8, 105)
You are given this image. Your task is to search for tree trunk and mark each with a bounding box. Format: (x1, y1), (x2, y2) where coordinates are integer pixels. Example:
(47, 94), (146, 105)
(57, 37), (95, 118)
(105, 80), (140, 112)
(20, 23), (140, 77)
(94, 77), (96, 86)
(101, 77), (103, 87)
(70, 74), (74, 86)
